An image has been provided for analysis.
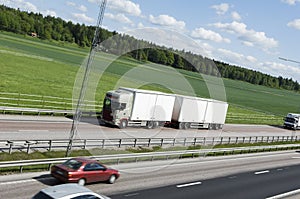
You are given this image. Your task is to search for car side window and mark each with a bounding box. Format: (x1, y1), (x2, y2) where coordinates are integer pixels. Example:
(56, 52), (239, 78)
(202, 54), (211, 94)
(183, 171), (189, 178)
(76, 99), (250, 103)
(84, 163), (105, 171)
(71, 194), (101, 199)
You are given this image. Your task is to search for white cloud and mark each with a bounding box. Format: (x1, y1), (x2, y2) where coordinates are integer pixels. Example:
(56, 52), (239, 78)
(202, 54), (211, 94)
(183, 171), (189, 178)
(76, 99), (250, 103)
(44, 10), (56, 17)
(107, 0), (141, 16)
(66, 1), (87, 12)
(105, 13), (133, 25)
(287, 19), (300, 30)
(72, 13), (95, 24)
(211, 3), (230, 15)
(149, 14), (185, 30)
(0, 0), (38, 12)
(231, 11), (241, 21)
(259, 62), (300, 81)
(191, 27), (230, 43)
(212, 21), (278, 52)
(281, 0), (300, 5)
(217, 48), (257, 67)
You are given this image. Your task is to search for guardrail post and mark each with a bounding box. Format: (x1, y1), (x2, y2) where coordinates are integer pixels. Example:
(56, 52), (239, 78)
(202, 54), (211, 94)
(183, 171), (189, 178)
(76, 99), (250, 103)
(228, 137), (231, 144)
(242, 137), (245, 143)
(148, 138), (151, 147)
(220, 137), (223, 145)
(183, 138), (187, 146)
(26, 141), (31, 154)
(102, 139), (105, 148)
(193, 138), (197, 146)
(267, 136), (269, 143)
(173, 138), (176, 146)
(119, 139), (122, 148)
(203, 137), (206, 145)
(83, 139), (87, 149)
(7, 141), (13, 154)
(48, 140), (52, 151)
(249, 137), (252, 143)
(160, 139), (164, 147)
(134, 139), (137, 147)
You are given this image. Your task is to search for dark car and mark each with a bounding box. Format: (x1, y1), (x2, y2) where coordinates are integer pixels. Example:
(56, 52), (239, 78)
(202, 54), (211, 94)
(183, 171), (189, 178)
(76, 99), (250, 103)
(51, 158), (120, 186)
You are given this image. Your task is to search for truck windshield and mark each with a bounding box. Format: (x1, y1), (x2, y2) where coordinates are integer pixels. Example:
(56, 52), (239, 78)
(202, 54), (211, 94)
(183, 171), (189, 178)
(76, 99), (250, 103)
(103, 98), (125, 110)
(285, 117), (296, 123)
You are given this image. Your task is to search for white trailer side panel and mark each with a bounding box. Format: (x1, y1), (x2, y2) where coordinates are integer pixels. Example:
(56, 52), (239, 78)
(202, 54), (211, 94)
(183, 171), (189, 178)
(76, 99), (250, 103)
(205, 100), (228, 124)
(172, 96), (209, 123)
(152, 94), (175, 121)
(130, 92), (157, 121)
(128, 90), (175, 121)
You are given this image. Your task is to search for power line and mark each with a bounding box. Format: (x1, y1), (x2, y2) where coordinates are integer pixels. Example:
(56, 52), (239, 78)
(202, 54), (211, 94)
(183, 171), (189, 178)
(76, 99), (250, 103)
(279, 57), (300, 65)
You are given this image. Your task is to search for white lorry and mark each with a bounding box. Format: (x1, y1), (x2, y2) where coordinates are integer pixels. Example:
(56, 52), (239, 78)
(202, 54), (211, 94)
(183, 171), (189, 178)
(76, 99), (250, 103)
(171, 95), (228, 130)
(101, 87), (176, 128)
(283, 113), (300, 130)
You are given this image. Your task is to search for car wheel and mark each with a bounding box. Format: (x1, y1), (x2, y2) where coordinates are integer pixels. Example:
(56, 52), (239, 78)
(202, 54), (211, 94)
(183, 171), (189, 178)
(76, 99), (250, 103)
(108, 175), (116, 184)
(78, 178), (86, 186)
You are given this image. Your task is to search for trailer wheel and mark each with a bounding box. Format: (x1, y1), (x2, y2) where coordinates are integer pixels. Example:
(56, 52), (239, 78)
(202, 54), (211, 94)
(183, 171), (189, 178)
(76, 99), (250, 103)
(179, 122), (185, 129)
(208, 124), (212, 130)
(146, 121), (154, 129)
(119, 119), (128, 129)
(184, 122), (190, 129)
(153, 121), (160, 128)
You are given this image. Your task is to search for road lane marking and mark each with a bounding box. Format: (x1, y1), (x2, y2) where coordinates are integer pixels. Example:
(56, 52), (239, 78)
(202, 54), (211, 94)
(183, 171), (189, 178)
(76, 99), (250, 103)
(266, 188), (300, 199)
(18, 130), (49, 132)
(176, 181), (202, 188)
(254, 170), (270, 175)
(291, 156), (300, 159)
(124, 193), (139, 197)
(0, 179), (35, 186)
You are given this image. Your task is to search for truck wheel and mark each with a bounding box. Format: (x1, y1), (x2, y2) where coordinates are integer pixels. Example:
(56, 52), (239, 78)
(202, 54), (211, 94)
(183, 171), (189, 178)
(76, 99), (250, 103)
(146, 121), (154, 129)
(208, 124), (212, 130)
(119, 119), (128, 129)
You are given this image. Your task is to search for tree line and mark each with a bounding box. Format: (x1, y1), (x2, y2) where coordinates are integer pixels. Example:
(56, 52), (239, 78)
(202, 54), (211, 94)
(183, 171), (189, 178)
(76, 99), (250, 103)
(0, 4), (299, 92)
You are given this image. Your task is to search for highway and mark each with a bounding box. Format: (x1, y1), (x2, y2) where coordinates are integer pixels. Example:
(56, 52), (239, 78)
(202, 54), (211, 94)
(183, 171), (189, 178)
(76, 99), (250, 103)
(0, 114), (297, 140)
(1, 151), (300, 198)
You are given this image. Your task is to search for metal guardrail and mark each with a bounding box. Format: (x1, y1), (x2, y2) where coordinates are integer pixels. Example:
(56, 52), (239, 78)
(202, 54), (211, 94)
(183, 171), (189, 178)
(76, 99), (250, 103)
(0, 92), (102, 115)
(1, 144), (299, 172)
(1, 135), (299, 154)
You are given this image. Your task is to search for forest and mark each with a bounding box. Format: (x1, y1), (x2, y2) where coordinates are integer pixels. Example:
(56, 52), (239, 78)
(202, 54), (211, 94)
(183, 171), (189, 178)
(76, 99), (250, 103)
(0, 4), (299, 92)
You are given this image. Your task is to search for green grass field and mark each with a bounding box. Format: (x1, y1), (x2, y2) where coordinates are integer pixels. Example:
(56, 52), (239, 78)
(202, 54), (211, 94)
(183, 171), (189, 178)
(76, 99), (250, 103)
(1, 31), (299, 125)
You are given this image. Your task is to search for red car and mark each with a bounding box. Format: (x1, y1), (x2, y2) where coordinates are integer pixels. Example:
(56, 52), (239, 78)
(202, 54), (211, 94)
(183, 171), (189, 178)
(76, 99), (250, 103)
(51, 157), (120, 186)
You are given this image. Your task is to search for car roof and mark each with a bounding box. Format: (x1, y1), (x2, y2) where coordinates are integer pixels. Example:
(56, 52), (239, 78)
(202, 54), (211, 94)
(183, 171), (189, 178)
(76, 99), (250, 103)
(40, 184), (97, 198)
(71, 157), (99, 164)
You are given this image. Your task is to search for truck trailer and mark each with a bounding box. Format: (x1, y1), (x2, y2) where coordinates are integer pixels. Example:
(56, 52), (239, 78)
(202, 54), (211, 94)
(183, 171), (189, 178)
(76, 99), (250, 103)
(283, 113), (300, 130)
(101, 87), (176, 129)
(171, 95), (228, 130)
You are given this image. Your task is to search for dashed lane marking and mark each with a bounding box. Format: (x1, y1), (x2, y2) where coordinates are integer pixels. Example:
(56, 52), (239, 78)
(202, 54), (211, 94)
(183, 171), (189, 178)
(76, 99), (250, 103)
(176, 181), (202, 188)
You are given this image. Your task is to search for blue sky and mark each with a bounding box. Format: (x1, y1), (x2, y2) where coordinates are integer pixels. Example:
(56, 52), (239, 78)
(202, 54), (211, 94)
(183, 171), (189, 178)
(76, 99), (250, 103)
(1, 0), (300, 82)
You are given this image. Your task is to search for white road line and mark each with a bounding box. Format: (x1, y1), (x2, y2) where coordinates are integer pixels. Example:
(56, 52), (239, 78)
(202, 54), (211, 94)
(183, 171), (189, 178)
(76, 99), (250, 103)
(0, 179), (36, 186)
(124, 193), (139, 197)
(176, 181), (202, 188)
(254, 170), (270, 175)
(266, 189), (300, 199)
(18, 130), (49, 132)
(291, 157), (300, 159)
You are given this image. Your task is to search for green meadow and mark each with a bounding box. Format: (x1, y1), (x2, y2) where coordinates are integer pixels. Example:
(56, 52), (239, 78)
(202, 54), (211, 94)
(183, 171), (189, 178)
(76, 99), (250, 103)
(1, 31), (298, 125)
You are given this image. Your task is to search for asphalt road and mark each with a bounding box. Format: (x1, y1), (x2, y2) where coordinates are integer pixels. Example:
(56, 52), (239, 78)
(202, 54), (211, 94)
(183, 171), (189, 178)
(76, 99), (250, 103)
(0, 114), (297, 140)
(1, 151), (300, 198)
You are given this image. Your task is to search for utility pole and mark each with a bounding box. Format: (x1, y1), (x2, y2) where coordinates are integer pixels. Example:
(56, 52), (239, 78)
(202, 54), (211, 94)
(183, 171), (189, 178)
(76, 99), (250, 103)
(66, 0), (107, 157)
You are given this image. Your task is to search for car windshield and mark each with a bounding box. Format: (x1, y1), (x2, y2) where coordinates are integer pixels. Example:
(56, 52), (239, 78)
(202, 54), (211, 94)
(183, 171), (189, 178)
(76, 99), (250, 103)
(32, 191), (53, 199)
(63, 159), (83, 170)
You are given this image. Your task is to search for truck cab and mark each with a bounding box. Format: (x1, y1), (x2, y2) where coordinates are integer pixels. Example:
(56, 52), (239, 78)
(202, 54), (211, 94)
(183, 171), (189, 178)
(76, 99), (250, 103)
(102, 90), (132, 128)
(284, 113), (300, 130)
